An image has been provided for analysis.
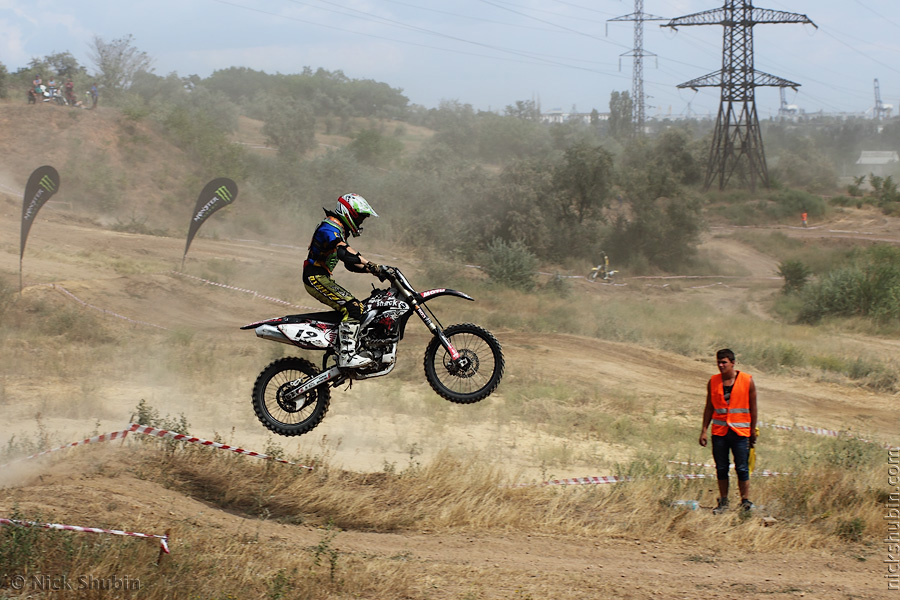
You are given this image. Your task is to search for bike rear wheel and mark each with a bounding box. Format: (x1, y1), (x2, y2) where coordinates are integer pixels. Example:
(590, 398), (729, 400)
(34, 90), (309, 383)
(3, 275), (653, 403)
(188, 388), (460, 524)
(424, 323), (504, 404)
(251, 356), (330, 436)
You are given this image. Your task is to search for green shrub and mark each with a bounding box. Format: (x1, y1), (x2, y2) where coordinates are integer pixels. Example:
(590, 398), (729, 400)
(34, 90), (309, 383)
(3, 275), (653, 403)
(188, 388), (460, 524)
(777, 259), (811, 293)
(768, 188), (827, 221)
(480, 238), (538, 291)
(798, 246), (900, 323)
(740, 341), (806, 372)
(348, 128), (404, 167)
(835, 517), (866, 542)
(541, 273), (572, 298)
(0, 507), (46, 572)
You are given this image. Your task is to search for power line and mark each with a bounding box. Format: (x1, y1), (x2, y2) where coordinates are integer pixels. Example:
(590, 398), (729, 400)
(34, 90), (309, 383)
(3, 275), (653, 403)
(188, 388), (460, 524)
(815, 27), (900, 78)
(213, 0), (627, 78)
(378, 0), (576, 35)
(853, 0), (900, 30)
(547, 0), (620, 18)
(478, 0), (619, 24)
(475, 0), (630, 46)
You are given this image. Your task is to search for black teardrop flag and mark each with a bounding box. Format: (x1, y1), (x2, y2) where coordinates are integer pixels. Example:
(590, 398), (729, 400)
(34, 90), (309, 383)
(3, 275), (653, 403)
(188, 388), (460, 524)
(19, 165), (61, 290)
(183, 177), (238, 266)
(20, 165), (61, 261)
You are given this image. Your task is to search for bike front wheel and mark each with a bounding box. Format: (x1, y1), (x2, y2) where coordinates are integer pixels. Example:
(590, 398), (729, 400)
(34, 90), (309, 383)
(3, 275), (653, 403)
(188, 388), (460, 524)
(251, 357), (331, 436)
(424, 323), (504, 404)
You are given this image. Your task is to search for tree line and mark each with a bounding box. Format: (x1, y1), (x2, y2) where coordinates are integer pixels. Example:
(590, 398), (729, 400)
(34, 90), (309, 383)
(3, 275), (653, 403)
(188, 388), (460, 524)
(2, 35), (899, 283)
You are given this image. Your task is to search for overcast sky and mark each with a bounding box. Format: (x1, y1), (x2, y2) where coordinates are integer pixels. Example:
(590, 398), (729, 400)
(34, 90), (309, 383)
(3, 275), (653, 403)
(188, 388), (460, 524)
(2, 0), (898, 119)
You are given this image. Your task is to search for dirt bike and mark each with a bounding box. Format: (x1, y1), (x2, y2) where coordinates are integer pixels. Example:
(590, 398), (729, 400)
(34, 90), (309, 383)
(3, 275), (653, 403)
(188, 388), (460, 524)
(31, 85), (68, 106)
(588, 252), (618, 283)
(241, 265), (504, 436)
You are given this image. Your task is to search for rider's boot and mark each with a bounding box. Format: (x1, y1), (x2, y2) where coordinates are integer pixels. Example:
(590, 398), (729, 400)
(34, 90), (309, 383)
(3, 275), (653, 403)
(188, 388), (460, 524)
(337, 321), (373, 369)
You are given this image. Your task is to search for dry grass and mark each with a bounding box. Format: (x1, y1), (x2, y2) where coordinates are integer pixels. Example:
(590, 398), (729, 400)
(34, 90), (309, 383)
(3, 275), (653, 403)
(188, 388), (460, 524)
(0, 427), (888, 600)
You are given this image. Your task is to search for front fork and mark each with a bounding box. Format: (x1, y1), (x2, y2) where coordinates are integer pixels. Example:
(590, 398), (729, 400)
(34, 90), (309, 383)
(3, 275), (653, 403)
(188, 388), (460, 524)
(409, 298), (461, 361)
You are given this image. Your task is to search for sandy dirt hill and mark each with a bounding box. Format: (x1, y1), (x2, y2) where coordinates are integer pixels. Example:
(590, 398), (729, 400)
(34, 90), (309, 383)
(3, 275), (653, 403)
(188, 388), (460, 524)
(0, 101), (194, 223)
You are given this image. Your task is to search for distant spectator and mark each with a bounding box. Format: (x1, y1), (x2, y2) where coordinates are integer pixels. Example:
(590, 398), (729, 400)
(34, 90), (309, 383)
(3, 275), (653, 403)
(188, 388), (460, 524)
(64, 79), (76, 106)
(801, 212), (808, 227)
(29, 75), (44, 105)
(90, 83), (99, 109)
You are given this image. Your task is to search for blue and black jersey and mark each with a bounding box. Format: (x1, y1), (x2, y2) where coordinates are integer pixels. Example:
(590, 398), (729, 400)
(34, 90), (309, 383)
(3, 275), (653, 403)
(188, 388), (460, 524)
(304, 215), (347, 276)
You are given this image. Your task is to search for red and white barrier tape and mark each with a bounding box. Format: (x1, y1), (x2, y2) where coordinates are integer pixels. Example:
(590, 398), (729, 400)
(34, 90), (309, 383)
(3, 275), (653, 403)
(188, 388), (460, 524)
(538, 475), (630, 487)
(669, 460), (718, 469)
(49, 285), (168, 330)
(127, 423), (312, 469)
(0, 423), (312, 470)
(0, 428), (134, 468)
(761, 422), (840, 437)
(0, 518), (169, 553)
(760, 421), (897, 449)
(666, 470), (792, 479)
(169, 271), (318, 310)
(520, 469), (793, 488)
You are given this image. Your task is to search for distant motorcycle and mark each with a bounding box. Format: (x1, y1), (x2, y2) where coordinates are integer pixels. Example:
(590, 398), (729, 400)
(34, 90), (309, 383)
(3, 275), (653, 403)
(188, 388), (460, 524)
(242, 265), (504, 436)
(588, 251), (618, 283)
(28, 85), (68, 106)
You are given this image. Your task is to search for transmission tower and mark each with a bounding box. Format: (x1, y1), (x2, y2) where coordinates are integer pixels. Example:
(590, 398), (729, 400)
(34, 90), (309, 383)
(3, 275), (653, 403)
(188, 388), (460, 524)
(663, 1), (815, 191)
(874, 79), (891, 120)
(608, 1), (666, 136)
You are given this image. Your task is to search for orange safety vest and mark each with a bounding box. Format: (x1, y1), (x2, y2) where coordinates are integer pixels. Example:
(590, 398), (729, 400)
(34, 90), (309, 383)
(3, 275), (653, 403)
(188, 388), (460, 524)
(709, 371), (752, 437)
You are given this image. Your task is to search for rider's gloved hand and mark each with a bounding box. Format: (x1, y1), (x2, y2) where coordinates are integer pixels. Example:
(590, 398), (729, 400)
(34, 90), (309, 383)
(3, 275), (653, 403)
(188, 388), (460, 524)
(366, 262), (388, 281)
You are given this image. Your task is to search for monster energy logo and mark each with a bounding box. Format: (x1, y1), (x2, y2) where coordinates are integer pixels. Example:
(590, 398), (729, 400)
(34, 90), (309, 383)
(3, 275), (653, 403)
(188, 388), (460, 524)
(193, 186), (234, 222)
(39, 175), (56, 192)
(216, 185), (233, 203)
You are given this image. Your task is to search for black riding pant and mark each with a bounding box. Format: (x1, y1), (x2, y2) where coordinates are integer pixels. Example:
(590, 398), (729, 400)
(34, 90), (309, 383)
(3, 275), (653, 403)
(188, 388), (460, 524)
(303, 271), (363, 322)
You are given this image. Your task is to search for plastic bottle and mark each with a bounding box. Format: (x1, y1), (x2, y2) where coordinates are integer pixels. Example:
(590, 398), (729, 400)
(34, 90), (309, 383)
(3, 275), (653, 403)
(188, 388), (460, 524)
(671, 500), (699, 510)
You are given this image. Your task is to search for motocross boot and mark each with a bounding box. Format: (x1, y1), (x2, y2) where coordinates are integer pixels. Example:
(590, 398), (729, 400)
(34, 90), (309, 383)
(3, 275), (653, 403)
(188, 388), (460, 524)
(337, 321), (373, 369)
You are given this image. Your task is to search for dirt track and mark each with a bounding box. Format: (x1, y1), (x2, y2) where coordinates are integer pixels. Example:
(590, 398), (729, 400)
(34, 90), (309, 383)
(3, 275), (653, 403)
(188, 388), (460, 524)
(2, 194), (898, 598)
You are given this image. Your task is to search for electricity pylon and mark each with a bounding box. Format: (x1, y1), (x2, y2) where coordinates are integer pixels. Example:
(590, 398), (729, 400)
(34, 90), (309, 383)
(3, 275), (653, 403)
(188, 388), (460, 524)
(663, 1), (815, 190)
(874, 79), (891, 121)
(608, 0), (665, 137)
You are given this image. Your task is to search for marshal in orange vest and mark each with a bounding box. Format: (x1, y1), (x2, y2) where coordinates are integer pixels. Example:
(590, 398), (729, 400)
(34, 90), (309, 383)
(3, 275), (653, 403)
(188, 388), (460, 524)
(708, 371), (753, 437)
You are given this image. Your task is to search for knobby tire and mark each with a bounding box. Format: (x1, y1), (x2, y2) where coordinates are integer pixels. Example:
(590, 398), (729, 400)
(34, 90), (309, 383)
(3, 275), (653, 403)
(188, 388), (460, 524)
(424, 323), (504, 404)
(251, 356), (331, 436)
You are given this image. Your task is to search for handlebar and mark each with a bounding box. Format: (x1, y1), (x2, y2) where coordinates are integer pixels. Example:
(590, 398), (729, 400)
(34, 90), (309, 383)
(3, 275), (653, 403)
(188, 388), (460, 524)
(376, 265), (418, 300)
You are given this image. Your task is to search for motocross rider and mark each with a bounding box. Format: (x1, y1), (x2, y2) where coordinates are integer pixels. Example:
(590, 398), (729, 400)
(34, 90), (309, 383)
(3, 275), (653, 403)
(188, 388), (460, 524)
(303, 193), (382, 369)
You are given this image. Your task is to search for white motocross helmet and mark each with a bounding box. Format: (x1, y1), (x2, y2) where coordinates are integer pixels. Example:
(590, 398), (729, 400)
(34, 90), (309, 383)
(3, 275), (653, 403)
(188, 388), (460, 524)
(335, 193), (378, 237)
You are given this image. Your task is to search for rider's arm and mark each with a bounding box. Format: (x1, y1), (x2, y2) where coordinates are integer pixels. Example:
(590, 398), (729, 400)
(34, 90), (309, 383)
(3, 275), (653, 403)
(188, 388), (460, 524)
(336, 242), (373, 272)
(699, 379), (713, 447)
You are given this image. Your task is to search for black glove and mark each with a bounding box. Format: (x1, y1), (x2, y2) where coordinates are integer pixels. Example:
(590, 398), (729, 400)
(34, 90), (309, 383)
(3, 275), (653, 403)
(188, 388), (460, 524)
(376, 264), (393, 282)
(366, 262), (389, 281)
